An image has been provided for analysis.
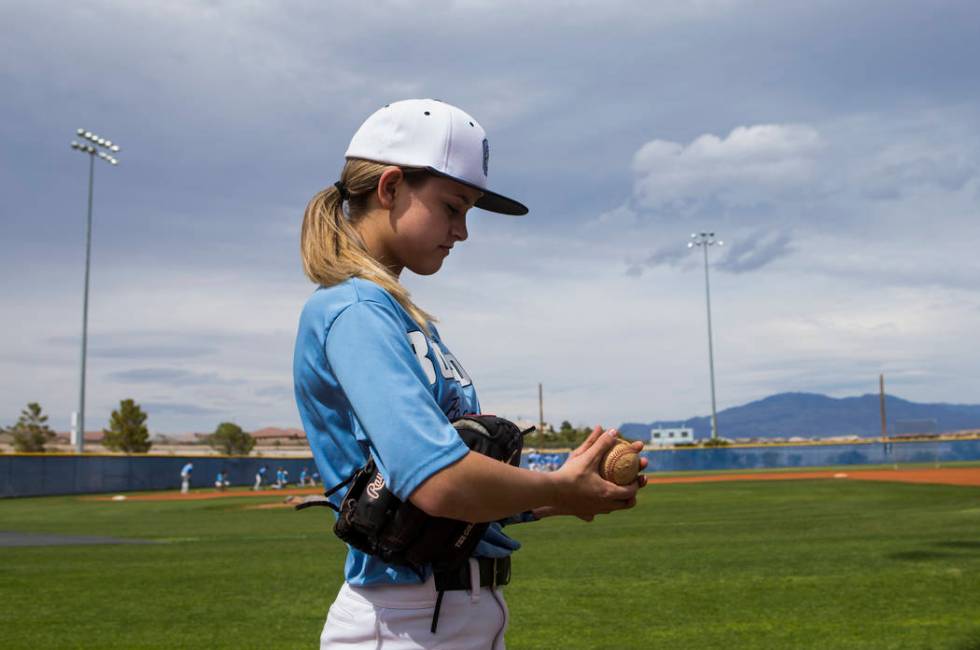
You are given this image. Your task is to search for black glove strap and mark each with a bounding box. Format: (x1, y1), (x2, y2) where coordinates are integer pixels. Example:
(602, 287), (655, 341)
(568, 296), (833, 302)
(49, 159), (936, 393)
(294, 472), (356, 512)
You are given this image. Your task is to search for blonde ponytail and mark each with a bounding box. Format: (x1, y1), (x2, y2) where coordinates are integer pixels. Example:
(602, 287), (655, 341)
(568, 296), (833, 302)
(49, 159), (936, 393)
(300, 159), (435, 332)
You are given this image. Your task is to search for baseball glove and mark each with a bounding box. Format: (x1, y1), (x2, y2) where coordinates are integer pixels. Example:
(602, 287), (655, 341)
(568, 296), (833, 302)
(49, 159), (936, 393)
(297, 414), (531, 576)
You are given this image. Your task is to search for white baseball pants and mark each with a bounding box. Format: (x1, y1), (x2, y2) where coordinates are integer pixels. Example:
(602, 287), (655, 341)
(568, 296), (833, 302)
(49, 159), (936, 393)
(320, 560), (508, 649)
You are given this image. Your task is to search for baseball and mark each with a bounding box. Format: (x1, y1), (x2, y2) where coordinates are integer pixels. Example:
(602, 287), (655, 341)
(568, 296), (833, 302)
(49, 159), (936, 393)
(599, 439), (641, 485)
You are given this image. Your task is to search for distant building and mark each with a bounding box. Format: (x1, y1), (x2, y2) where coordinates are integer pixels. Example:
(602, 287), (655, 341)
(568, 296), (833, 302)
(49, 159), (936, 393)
(649, 427), (694, 446)
(250, 427), (306, 443)
(192, 427), (307, 445)
(53, 431), (104, 444)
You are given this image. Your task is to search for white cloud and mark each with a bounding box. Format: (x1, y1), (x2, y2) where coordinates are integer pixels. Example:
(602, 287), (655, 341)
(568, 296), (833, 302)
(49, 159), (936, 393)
(632, 124), (823, 210)
(715, 230), (794, 273)
(854, 141), (978, 200)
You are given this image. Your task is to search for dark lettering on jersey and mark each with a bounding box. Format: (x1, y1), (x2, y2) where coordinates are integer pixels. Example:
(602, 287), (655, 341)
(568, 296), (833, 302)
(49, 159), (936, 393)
(446, 394), (462, 421)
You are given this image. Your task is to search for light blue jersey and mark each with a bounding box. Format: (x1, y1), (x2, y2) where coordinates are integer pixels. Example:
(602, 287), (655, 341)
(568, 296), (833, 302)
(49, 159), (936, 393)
(294, 278), (520, 586)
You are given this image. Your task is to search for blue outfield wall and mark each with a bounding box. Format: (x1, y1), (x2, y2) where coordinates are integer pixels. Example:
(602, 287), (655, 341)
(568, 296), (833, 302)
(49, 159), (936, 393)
(0, 454), (318, 498)
(4, 439), (980, 498)
(519, 439), (980, 472)
(641, 439), (980, 472)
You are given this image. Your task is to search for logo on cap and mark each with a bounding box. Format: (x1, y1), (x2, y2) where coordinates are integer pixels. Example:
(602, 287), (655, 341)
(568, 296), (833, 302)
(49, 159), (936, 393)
(482, 138), (489, 177)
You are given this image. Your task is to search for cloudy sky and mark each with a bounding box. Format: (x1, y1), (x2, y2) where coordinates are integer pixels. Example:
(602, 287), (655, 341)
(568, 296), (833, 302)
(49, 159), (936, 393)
(2, 0), (979, 434)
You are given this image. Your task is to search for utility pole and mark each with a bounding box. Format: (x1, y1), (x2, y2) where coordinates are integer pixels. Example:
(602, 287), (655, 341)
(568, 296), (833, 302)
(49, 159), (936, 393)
(879, 373), (888, 441)
(688, 232), (724, 440)
(538, 382), (544, 439)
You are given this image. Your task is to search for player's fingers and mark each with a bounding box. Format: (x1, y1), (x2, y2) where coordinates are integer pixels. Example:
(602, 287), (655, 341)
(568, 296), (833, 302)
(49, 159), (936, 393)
(605, 481), (638, 501)
(639, 456), (649, 470)
(580, 428), (620, 467)
(571, 425), (605, 458)
(609, 494), (637, 511)
(637, 474), (648, 488)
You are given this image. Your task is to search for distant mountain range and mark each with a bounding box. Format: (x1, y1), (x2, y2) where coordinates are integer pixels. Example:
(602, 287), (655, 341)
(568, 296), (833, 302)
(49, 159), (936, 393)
(619, 392), (980, 441)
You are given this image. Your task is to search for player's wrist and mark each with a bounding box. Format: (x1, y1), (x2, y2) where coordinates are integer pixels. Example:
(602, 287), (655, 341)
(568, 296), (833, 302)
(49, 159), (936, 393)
(542, 471), (569, 514)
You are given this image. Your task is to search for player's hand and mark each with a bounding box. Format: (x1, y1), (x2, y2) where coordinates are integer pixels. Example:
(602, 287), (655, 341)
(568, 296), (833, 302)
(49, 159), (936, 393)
(568, 425), (606, 459)
(552, 426), (646, 520)
(569, 425), (649, 487)
(549, 428), (640, 519)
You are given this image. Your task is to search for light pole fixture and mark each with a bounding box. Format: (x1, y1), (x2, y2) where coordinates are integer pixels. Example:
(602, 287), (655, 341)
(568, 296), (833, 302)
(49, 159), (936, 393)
(70, 128), (121, 453)
(688, 232), (723, 440)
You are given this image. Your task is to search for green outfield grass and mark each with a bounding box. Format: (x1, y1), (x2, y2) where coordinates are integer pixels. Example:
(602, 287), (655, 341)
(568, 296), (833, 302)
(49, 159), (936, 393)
(2, 479), (979, 649)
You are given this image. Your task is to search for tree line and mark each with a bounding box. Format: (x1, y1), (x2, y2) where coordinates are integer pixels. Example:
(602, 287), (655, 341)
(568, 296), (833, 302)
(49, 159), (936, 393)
(3, 404), (638, 455)
(526, 420), (600, 449)
(525, 420), (650, 448)
(0, 400), (256, 455)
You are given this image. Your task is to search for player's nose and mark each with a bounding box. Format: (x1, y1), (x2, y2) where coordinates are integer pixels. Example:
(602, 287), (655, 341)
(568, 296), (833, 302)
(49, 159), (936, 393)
(452, 213), (468, 242)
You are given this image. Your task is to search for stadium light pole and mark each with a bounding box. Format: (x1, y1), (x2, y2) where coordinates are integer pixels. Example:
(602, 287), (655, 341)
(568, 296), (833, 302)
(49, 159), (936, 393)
(70, 129), (120, 454)
(688, 232), (723, 441)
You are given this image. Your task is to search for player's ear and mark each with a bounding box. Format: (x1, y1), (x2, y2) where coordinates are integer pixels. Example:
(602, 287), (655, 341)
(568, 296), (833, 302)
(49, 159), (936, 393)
(376, 167), (404, 210)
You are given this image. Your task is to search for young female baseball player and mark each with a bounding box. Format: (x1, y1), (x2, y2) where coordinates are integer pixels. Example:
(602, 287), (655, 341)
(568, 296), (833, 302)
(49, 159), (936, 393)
(294, 99), (647, 649)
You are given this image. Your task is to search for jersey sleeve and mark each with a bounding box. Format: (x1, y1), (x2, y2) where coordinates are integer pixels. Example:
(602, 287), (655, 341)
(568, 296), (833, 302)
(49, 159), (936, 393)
(324, 299), (469, 501)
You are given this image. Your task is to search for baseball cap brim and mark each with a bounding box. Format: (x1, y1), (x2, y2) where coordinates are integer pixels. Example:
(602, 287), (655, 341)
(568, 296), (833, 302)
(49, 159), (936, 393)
(425, 167), (529, 216)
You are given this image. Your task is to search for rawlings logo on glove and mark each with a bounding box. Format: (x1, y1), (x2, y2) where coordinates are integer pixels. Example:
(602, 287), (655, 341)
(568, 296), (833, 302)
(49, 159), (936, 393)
(366, 473), (385, 500)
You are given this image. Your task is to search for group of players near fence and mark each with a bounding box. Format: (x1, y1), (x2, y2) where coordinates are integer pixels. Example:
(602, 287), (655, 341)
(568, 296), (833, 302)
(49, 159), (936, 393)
(177, 461), (320, 494)
(175, 451), (567, 496)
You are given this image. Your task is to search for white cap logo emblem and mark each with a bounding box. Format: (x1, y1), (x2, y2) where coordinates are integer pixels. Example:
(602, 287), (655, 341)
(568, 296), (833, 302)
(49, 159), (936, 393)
(482, 138), (489, 177)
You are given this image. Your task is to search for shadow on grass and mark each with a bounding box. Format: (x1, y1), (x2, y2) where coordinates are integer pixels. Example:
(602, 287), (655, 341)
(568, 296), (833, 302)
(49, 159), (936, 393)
(936, 541), (980, 551)
(954, 634), (980, 650)
(887, 550), (954, 561)
(888, 540), (980, 561)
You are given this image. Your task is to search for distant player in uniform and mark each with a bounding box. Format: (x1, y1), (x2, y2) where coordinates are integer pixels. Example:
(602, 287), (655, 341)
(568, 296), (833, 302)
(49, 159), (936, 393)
(527, 451), (540, 472)
(293, 99), (647, 649)
(253, 464), (268, 490)
(180, 462), (193, 494)
(214, 469), (227, 491)
(299, 466), (309, 487)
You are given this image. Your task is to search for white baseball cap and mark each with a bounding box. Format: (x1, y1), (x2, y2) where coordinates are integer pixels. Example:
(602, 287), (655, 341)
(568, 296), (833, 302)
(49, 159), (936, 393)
(345, 99), (528, 215)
